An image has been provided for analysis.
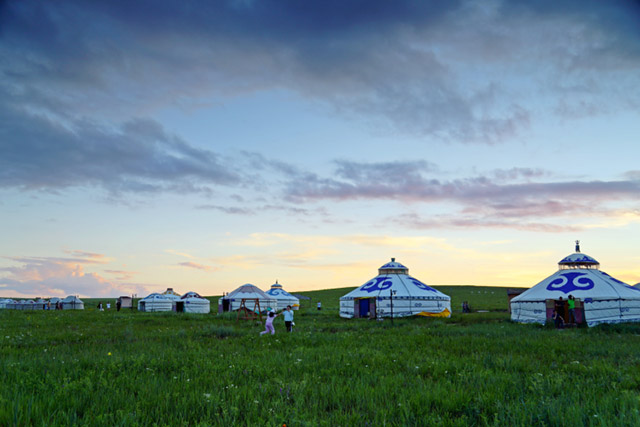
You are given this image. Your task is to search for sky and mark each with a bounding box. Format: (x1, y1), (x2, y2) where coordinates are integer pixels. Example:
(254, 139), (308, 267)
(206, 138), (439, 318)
(2, 0), (640, 298)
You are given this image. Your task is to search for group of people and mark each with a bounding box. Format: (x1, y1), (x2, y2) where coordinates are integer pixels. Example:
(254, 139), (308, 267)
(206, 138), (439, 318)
(461, 301), (471, 313)
(552, 295), (577, 329)
(96, 300), (123, 311)
(260, 305), (295, 336)
(260, 301), (322, 336)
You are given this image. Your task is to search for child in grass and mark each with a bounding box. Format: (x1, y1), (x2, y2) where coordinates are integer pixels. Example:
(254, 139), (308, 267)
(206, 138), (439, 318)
(283, 305), (294, 332)
(260, 311), (278, 336)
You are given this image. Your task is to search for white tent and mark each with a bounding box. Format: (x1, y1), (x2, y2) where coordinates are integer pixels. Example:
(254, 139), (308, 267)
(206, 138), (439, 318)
(178, 291), (211, 314)
(0, 299), (15, 309)
(511, 242), (640, 327)
(340, 258), (451, 319)
(137, 293), (172, 312)
(265, 281), (300, 310)
(61, 295), (84, 310)
(218, 284), (277, 313)
(160, 289), (182, 310)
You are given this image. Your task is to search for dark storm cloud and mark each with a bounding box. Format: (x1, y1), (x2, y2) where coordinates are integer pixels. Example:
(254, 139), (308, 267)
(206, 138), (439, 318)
(0, 101), (242, 192)
(3, 0), (640, 149)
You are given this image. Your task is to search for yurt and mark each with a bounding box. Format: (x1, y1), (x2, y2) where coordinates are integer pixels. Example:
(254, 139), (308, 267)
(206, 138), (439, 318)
(61, 295), (84, 310)
(160, 289), (182, 310)
(177, 291), (211, 314)
(265, 281), (300, 310)
(340, 258), (451, 319)
(4, 299), (18, 309)
(20, 299), (37, 310)
(511, 242), (640, 327)
(0, 299), (14, 309)
(137, 293), (172, 312)
(218, 284), (277, 313)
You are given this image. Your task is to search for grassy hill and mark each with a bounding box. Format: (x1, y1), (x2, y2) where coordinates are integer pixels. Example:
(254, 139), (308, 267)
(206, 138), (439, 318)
(2, 286), (639, 425)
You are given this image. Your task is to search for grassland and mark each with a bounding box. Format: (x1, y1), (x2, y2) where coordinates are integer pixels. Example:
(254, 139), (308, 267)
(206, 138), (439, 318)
(2, 286), (640, 426)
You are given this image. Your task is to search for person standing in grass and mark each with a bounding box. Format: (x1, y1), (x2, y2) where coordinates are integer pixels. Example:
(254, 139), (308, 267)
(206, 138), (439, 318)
(553, 310), (565, 329)
(283, 305), (294, 332)
(260, 311), (278, 336)
(567, 295), (576, 324)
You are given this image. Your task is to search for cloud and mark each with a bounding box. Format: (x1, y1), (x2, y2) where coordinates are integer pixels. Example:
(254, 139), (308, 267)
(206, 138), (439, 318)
(0, 100), (244, 193)
(104, 270), (138, 281)
(280, 160), (640, 230)
(0, 255), (149, 298)
(2, 0), (639, 147)
(177, 261), (217, 272)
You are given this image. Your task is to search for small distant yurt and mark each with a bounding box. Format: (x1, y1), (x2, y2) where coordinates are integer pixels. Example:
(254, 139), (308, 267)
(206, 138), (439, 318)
(178, 291), (211, 314)
(137, 293), (172, 312)
(340, 258), (451, 319)
(50, 297), (62, 305)
(0, 299), (14, 309)
(511, 242), (640, 327)
(117, 296), (132, 309)
(265, 281), (300, 310)
(218, 284), (277, 313)
(61, 295), (84, 310)
(159, 289), (182, 310)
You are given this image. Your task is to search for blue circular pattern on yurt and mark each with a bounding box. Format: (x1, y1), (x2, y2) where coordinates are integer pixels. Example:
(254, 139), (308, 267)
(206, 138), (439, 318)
(409, 278), (437, 292)
(546, 272), (595, 293)
(360, 276), (393, 293)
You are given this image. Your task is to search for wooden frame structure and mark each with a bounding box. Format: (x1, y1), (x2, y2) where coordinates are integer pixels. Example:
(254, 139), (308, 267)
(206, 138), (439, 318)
(237, 298), (262, 322)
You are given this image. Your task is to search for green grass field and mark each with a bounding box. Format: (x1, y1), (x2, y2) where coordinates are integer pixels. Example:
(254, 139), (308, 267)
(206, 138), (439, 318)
(2, 286), (640, 426)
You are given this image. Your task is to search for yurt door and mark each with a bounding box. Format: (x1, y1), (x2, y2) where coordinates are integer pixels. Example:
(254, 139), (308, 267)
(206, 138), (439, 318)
(359, 298), (370, 317)
(176, 301), (185, 312)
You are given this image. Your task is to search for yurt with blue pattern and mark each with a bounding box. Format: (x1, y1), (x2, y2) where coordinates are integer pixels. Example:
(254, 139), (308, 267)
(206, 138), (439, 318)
(265, 281), (300, 310)
(340, 258), (451, 319)
(511, 242), (640, 327)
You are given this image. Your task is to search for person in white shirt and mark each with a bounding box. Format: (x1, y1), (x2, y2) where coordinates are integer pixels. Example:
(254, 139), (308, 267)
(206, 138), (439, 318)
(283, 305), (294, 332)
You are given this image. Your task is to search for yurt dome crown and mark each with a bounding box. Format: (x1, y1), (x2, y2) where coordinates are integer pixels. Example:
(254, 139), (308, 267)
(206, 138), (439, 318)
(271, 280), (283, 289)
(558, 241), (600, 270)
(378, 258), (409, 275)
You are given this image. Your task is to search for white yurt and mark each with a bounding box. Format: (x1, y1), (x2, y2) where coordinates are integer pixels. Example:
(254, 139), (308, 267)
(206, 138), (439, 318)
(160, 289), (182, 310)
(178, 291), (211, 314)
(511, 242), (640, 327)
(137, 293), (172, 312)
(20, 299), (36, 310)
(4, 299), (18, 309)
(340, 258), (451, 319)
(218, 284), (277, 313)
(0, 299), (15, 309)
(265, 281), (300, 310)
(61, 295), (85, 310)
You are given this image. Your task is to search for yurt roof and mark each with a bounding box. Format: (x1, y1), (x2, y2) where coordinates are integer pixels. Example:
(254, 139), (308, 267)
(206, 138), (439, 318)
(341, 258), (450, 301)
(181, 291), (203, 299)
(378, 258), (409, 274)
(62, 295), (83, 302)
(225, 284), (272, 300)
(265, 284), (298, 300)
(162, 288), (181, 296)
(557, 241), (599, 268)
(141, 293), (171, 300)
